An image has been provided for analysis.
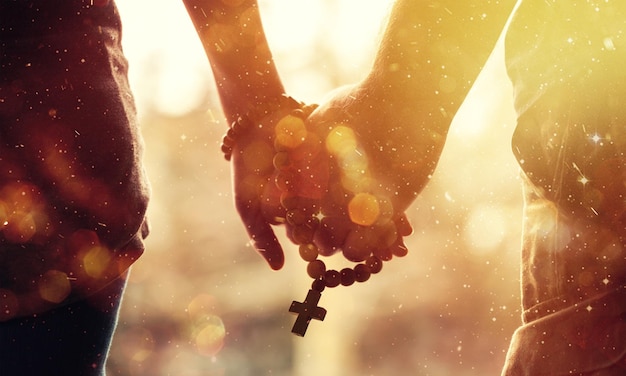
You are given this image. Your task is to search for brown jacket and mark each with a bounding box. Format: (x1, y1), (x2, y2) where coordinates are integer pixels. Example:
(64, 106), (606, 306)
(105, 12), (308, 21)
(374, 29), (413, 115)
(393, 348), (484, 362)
(0, 0), (149, 319)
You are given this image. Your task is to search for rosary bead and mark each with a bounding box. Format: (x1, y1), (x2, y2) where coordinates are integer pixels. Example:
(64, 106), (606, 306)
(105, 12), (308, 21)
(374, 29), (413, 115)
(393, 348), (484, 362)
(231, 117), (249, 135)
(299, 243), (319, 262)
(344, 225), (376, 255)
(286, 209), (307, 226)
(305, 214), (320, 229)
(222, 134), (235, 147)
(311, 278), (326, 293)
(365, 256), (383, 274)
(226, 126), (237, 139)
(221, 144), (234, 161)
(273, 151), (291, 170)
(307, 260), (326, 279)
(275, 172), (294, 191)
(280, 193), (298, 210)
(354, 263), (371, 282)
(340, 268), (356, 286)
(292, 224), (315, 245)
(324, 269), (341, 288)
(342, 243), (371, 263)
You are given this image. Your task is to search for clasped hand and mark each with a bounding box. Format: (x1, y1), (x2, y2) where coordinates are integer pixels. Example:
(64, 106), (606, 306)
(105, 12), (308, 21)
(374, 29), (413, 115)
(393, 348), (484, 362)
(230, 84), (447, 271)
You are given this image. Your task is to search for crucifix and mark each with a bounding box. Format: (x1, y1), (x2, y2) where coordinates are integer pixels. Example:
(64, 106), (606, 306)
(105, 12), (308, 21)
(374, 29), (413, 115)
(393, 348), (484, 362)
(289, 289), (327, 336)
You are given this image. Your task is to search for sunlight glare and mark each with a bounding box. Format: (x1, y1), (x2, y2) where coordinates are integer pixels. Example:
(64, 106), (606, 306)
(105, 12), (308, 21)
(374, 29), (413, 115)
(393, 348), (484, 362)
(117, 0), (212, 117)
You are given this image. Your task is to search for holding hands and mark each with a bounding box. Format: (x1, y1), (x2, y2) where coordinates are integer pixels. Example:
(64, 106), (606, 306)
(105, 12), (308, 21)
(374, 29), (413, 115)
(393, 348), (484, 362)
(183, 0), (504, 281)
(184, 0), (511, 334)
(227, 82), (447, 287)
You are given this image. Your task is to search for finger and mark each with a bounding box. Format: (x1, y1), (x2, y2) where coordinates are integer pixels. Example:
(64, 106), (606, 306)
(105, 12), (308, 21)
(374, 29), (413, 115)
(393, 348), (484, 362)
(235, 197), (285, 270)
(390, 236), (409, 257)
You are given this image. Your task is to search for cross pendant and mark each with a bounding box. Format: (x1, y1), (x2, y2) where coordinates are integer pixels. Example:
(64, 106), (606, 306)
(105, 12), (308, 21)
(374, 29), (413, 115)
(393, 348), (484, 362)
(289, 289), (326, 336)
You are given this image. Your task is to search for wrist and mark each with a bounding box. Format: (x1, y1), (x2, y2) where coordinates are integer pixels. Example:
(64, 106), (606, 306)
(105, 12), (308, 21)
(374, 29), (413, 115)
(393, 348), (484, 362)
(221, 95), (316, 161)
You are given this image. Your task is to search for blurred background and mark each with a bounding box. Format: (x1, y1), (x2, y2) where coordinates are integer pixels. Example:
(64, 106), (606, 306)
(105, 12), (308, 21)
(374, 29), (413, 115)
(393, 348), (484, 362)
(109, 1), (523, 375)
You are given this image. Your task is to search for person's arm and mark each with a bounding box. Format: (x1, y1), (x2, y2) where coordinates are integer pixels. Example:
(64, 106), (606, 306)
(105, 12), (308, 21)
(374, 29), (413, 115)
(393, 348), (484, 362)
(366, 0), (517, 127)
(182, 0), (284, 123)
(182, 0), (519, 270)
(309, 0), (518, 214)
(302, 0), (518, 256)
(184, 0), (295, 270)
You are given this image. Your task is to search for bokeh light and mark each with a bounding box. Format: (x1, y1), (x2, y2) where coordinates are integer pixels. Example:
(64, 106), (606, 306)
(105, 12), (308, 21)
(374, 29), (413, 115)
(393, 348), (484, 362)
(38, 270), (71, 304)
(348, 193), (380, 226)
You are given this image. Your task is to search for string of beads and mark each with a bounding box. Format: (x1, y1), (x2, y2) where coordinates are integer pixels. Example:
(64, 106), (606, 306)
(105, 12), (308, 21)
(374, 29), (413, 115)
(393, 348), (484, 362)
(221, 95), (304, 161)
(220, 94), (411, 335)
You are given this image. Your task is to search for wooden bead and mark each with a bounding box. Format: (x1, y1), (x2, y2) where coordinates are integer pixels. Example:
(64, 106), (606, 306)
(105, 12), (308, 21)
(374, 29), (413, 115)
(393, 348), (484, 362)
(344, 225), (375, 256)
(280, 193), (298, 210)
(343, 243), (372, 263)
(299, 243), (319, 262)
(221, 144), (233, 160)
(292, 224), (315, 245)
(311, 278), (326, 293)
(222, 134), (235, 147)
(274, 172), (294, 191)
(232, 116), (252, 133)
(286, 209), (307, 226)
(273, 151), (291, 170)
(324, 269), (341, 288)
(354, 264), (371, 282)
(340, 268), (356, 286)
(365, 256), (383, 274)
(305, 215), (320, 232)
(307, 260), (326, 279)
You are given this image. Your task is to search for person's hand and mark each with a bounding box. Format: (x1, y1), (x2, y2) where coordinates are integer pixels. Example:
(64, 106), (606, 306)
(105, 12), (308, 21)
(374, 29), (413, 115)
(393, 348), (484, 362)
(229, 81), (450, 272)
(227, 98), (325, 270)
(228, 107), (287, 270)
(295, 83), (448, 261)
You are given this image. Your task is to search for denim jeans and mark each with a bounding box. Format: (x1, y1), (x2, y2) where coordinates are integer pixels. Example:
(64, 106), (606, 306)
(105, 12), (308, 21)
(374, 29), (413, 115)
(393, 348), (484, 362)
(0, 275), (127, 376)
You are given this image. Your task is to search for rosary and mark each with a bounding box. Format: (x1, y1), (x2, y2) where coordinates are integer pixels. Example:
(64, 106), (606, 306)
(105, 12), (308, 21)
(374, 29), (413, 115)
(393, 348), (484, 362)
(222, 95), (411, 336)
